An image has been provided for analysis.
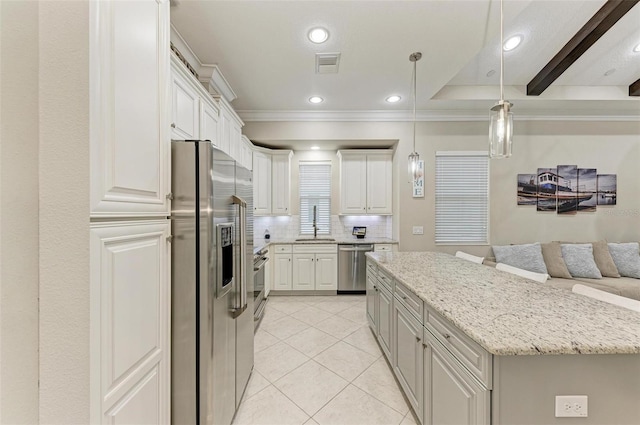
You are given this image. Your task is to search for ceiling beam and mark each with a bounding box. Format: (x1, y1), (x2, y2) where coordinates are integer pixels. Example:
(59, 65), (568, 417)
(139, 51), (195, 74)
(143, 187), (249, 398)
(527, 0), (640, 96)
(630, 78), (640, 97)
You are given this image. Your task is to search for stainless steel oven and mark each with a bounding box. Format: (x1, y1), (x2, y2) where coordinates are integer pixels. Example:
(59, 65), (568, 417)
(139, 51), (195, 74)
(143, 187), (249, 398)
(253, 248), (269, 330)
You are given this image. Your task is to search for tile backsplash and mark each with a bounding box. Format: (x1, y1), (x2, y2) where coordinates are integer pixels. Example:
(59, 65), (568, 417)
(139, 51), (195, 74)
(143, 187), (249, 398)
(254, 215), (392, 244)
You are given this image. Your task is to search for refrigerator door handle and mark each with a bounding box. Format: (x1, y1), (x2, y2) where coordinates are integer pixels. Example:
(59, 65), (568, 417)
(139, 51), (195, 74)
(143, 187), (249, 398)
(232, 195), (247, 316)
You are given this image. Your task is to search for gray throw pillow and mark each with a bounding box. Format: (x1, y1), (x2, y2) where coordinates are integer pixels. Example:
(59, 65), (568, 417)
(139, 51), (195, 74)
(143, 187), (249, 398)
(607, 243), (640, 279)
(492, 243), (548, 275)
(560, 244), (602, 279)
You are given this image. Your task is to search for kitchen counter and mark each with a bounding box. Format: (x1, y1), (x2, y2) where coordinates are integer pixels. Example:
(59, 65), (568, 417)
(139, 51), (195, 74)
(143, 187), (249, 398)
(253, 238), (397, 254)
(366, 251), (640, 356)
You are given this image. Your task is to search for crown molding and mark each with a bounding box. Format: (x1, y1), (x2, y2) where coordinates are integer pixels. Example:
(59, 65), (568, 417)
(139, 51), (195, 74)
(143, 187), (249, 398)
(237, 110), (640, 122)
(170, 24), (237, 103)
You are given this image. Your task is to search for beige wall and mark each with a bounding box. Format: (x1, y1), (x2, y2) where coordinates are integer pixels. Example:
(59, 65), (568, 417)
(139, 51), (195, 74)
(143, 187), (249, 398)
(38, 1), (90, 423)
(0, 1), (40, 423)
(243, 119), (640, 255)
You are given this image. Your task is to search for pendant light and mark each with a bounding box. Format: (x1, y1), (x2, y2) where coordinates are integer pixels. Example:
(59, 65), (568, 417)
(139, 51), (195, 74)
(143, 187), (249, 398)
(408, 52), (422, 180)
(489, 0), (513, 159)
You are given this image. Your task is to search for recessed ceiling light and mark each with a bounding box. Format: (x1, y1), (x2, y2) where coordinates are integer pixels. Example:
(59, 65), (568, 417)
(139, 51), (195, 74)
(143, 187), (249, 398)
(309, 96), (324, 104)
(311, 146), (320, 150)
(386, 95), (401, 103)
(308, 27), (329, 44)
(604, 68), (616, 76)
(503, 35), (523, 51)
(634, 43), (640, 52)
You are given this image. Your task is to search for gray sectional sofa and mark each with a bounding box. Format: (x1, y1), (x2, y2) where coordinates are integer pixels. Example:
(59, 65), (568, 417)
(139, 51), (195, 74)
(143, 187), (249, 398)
(486, 241), (640, 301)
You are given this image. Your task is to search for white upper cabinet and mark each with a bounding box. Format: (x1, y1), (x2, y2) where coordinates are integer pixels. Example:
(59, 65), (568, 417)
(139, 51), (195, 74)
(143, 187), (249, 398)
(366, 153), (393, 214)
(171, 73), (199, 140)
(199, 98), (219, 147)
(90, 0), (170, 217)
(241, 136), (253, 171)
(339, 153), (367, 214)
(338, 150), (393, 215)
(253, 151), (272, 215)
(253, 148), (292, 216)
(217, 96), (243, 161)
(271, 151), (292, 215)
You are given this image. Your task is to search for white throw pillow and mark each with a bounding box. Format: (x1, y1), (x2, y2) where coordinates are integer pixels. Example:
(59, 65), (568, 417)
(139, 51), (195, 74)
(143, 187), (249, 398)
(607, 243), (640, 279)
(560, 244), (602, 279)
(492, 243), (548, 274)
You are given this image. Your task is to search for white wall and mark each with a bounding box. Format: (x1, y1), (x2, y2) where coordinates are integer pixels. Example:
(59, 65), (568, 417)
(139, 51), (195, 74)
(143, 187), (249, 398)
(243, 119), (640, 255)
(38, 1), (90, 423)
(0, 1), (40, 422)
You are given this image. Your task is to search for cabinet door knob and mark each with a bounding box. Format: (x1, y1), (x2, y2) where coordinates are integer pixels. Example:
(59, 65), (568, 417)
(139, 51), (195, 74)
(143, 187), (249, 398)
(422, 343), (428, 349)
(443, 333), (451, 340)
(402, 295), (407, 300)
(416, 336), (421, 343)
(171, 123), (176, 128)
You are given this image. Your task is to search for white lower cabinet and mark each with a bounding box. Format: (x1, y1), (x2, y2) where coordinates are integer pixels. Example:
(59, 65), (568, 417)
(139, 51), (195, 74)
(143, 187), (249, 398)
(423, 329), (490, 425)
(291, 245), (337, 291)
(393, 299), (424, 420)
(90, 220), (170, 424)
(272, 245), (293, 291)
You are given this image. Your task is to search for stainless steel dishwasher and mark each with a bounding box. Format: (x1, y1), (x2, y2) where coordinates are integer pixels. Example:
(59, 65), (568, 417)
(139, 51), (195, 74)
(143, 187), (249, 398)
(338, 244), (373, 294)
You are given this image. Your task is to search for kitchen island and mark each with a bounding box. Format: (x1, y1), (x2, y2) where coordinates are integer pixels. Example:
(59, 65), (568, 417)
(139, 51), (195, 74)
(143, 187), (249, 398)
(365, 251), (640, 425)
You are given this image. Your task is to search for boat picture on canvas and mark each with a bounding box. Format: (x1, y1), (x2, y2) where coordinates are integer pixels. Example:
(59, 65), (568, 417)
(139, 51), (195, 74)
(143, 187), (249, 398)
(517, 174), (537, 205)
(577, 168), (597, 212)
(556, 165), (579, 215)
(536, 168), (557, 212)
(597, 174), (617, 205)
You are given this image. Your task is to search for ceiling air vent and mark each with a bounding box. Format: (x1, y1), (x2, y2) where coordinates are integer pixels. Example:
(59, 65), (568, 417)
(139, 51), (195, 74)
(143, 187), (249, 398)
(315, 53), (341, 74)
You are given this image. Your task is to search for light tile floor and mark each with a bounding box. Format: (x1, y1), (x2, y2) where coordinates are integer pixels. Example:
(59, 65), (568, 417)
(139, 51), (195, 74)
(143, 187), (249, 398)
(233, 295), (418, 425)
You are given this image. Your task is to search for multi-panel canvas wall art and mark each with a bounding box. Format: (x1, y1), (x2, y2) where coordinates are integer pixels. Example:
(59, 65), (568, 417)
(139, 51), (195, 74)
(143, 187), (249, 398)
(516, 165), (617, 214)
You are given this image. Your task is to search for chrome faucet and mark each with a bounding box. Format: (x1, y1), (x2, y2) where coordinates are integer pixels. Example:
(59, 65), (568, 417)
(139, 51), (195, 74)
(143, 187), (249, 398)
(313, 205), (318, 238)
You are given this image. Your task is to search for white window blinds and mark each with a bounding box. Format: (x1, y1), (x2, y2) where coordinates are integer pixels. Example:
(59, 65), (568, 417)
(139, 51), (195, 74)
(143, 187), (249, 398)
(299, 161), (331, 235)
(435, 152), (489, 244)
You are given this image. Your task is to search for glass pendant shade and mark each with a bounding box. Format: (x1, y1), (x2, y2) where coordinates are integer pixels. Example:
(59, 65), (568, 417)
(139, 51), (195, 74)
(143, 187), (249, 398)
(489, 101), (513, 159)
(408, 151), (420, 180)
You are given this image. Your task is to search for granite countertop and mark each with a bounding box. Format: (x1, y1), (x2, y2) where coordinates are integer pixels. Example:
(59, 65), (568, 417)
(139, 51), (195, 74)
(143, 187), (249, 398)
(366, 251), (640, 356)
(253, 238), (398, 254)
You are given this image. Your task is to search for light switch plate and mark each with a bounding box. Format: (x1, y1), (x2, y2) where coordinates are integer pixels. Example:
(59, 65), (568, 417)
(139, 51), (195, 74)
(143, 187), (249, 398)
(555, 395), (588, 417)
(412, 226), (424, 235)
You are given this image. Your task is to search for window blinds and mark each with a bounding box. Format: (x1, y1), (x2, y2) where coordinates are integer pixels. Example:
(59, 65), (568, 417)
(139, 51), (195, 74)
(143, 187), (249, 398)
(299, 161), (331, 235)
(435, 152), (489, 244)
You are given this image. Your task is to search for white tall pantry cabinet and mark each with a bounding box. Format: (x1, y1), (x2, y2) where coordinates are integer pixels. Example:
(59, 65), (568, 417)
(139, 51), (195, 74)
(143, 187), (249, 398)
(90, 1), (170, 423)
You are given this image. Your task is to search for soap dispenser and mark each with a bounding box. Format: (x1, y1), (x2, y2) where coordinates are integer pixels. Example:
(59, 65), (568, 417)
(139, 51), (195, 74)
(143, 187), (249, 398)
(264, 229), (270, 240)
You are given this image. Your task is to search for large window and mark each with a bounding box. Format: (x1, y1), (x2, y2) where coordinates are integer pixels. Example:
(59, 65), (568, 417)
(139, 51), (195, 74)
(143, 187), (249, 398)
(435, 151), (489, 244)
(299, 161), (331, 235)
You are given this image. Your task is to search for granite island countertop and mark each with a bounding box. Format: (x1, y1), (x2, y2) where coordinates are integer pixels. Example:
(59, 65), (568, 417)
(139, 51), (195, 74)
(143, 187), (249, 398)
(366, 251), (640, 356)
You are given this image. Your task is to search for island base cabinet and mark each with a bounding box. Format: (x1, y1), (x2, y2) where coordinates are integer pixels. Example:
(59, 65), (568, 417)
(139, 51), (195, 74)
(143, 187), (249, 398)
(366, 274), (378, 329)
(393, 301), (423, 420)
(377, 285), (393, 360)
(424, 331), (489, 425)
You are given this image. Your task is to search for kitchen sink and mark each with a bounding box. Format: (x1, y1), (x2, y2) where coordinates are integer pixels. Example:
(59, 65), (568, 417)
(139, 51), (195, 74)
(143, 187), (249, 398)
(295, 238), (336, 242)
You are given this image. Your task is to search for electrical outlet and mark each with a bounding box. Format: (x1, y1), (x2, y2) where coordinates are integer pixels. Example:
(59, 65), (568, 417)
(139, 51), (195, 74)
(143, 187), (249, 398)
(555, 395), (588, 417)
(412, 226), (424, 235)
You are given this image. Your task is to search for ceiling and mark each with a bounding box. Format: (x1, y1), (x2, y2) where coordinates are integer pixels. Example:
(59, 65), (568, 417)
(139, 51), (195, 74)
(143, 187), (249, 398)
(170, 0), (640, 121)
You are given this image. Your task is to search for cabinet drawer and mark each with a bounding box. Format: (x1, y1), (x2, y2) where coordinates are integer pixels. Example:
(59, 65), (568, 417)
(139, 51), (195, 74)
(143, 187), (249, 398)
(424, 305), (492, 389)
(366, 261), (377, 277)
(293, 244), (337, 254)
(374, 244), (393, 252)
(377, 268), (394, 292)
(273, 244), (292, 254)
(394, 281), (421, 320)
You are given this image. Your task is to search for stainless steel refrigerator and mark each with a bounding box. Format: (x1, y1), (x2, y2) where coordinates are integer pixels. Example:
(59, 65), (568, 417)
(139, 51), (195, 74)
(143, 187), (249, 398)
(171, 140), (254, 425)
